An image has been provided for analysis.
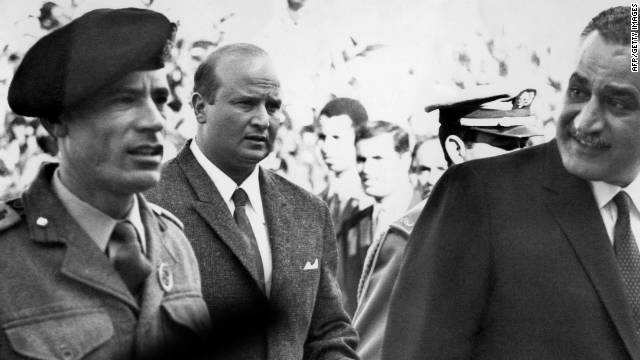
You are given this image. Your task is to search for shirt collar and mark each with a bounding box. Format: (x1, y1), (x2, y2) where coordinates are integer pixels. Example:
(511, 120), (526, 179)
(590, 175), (640, 211)
(51, 169), (146, 253)
(190, 139), (264, 220)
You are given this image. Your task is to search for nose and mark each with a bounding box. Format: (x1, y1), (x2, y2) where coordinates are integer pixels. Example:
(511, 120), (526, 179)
(137, 99), (165, 133)
(572, 97), (604, 133)
(251, 104), (270, 130)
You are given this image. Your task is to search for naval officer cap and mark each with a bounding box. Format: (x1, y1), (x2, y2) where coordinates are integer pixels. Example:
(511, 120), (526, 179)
(425, 89), (543, 139)
(8, 7), (176, 119)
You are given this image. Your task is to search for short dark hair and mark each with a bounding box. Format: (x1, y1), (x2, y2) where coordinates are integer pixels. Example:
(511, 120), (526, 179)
(355, 120), (410, 154)
(193, 43), (268, 103)
(319, 97), (368, 128)
(581, 6), (630, 45)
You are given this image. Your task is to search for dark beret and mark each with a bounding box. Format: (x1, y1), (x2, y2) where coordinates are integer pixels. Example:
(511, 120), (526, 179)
(8, 8), (175, 118)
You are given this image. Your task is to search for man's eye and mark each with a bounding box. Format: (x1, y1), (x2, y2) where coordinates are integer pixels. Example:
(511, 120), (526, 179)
(116, 95), (137, 104)
(607, 97), (636, 112)
(567, 87), (590, 102)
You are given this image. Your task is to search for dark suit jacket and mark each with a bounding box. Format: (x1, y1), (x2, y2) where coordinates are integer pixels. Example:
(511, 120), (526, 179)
(147, 143), (358, 360)
(382, 141), (640, 360)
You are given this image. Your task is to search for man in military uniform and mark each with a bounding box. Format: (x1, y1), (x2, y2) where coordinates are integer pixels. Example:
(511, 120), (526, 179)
(337, 120), (422, 316)
(354, 89), (542, 360)
(0, 8), (209, 359)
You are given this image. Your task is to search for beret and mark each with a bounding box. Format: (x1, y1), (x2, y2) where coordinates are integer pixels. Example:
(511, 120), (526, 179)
(425, 89), (543, 139)
(8, 8), (175, 118)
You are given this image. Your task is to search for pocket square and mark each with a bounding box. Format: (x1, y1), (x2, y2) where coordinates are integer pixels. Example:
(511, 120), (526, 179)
(303, 258), (319, 270)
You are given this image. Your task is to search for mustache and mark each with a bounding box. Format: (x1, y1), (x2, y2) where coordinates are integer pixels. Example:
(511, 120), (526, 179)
(567, 127), (610, 149)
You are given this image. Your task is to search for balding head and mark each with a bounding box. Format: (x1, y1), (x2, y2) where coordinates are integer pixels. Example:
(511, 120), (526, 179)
(193, 43), (270, 104)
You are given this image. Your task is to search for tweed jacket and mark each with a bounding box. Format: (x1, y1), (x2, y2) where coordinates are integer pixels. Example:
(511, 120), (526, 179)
(146, 142), (358, 360)
(383, 141), (640, 360)
(0, 163), (210, 360)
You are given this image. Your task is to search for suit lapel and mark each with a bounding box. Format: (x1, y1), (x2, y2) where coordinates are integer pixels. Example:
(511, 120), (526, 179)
(260, 169), (295, 301)
(176, 144), (267, 293)
(24, 164), (138, 309)
(542, 142), (640, 359)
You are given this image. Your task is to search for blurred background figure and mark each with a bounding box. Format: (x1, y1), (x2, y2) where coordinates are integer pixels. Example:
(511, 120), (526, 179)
(316, 97), (371, 232)
(409, 135), (447, 200)
(338, 120), (420, 316)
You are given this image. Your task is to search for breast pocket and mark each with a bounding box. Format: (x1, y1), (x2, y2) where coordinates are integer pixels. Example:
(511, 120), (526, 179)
(4, 308), (113, 360)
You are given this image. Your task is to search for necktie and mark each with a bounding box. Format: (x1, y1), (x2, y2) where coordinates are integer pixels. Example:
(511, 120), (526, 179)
(110, 220), (152, 297)
(232, 188), (266, 292)
(613, 191), (640, 330)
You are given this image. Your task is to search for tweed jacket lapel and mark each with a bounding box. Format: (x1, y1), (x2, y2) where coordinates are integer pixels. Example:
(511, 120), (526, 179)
(542, 142), (640, 359)
(24, 163), (138, 310)
(175, 144), (266, 293)
(259, 169), (295, 300)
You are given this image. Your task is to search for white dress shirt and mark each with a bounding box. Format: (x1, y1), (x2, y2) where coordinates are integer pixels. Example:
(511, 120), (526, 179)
(590, 176), (640, 248)
(191, 139), (273, 295)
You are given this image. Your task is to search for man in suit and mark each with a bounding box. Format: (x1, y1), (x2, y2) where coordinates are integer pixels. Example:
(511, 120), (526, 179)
(316, 97), (371, 232)
(147, 43), (358, 359)
(382, 6), (640, 359)
(355, 89), (541, 360)
(0, 8), (209, 360)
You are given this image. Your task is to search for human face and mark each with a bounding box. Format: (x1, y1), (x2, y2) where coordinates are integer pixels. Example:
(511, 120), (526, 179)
(197, 55), (281, 181)
(411, 138), (447, 198)
(317, 114), (357, 174)
(557, 32), (640, 186)
(57, 69), (169, 197)
(356, 133), (410, 201)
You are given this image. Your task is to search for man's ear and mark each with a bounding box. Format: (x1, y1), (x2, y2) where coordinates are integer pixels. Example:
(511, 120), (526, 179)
(192, 92), (208, 124)
(444, 135), (466, 165)
(40, 117), (68, 138)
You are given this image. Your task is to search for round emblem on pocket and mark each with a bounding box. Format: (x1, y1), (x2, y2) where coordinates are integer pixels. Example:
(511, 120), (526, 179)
(157, 262), (173, 292)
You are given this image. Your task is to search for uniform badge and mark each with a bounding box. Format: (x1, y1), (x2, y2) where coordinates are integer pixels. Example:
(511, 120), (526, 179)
(157, 263), (173, 292)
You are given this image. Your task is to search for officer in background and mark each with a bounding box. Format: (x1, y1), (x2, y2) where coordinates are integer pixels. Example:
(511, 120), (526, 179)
(0, 8), (209, 359)
(338, 120), (422, 316)
(354, 89), (542, 360)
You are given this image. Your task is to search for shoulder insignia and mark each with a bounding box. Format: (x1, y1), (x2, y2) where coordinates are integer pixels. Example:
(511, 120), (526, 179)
(389, 199), (427, 235)
(148, 203), (184, 230)
(0, 199), (24, 233)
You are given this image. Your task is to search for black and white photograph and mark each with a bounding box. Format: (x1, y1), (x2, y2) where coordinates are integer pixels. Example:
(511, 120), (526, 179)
(0, 0), (636, 359)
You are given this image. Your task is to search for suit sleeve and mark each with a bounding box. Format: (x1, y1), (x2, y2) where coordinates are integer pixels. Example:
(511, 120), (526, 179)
(381, 164), (493, 360)
(304, 202), (359, 360)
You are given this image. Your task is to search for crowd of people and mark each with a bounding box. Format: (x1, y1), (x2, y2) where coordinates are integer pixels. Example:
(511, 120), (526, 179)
(0, 0), (565, 201)
(0, 1), (637, 360)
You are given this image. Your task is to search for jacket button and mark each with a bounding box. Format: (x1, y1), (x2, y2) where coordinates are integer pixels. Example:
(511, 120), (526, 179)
(36, 217), (49, 227)
(59, 344), (73, 360)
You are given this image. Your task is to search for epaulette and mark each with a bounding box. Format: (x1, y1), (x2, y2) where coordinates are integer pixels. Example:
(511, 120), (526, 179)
(0, 198), (25, 233)
(148, 203), (184, 230)
(389, 199), (427, 236)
